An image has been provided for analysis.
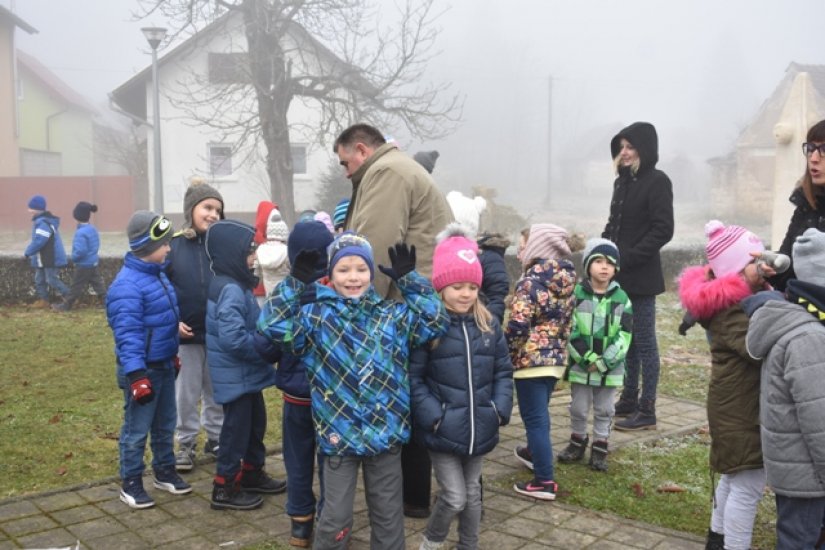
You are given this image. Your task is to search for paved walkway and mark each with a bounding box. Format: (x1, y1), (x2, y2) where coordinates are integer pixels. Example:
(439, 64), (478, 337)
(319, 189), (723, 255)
(0, 391), (708, 549)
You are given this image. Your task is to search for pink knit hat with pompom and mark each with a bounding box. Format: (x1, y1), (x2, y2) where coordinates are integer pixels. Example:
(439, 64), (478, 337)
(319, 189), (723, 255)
(432, 223), (483, 292)
(705, 220), (764, 278)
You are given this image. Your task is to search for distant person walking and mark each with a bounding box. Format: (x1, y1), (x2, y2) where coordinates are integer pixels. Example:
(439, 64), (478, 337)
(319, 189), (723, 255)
(53, 201), (107, 311)
(602, 122), (674, 431)
(24, 194), (69, 308)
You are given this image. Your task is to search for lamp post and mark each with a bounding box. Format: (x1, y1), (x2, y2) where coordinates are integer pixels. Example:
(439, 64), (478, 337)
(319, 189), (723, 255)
(141, 26), (167, 213)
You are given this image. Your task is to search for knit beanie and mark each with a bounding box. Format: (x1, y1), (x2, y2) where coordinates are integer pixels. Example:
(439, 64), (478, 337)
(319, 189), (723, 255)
(413, 150), (440, 174)
(73, 201), (97, 223)
(314, 211), (335, 234)
(128, 210), (173, 257)
(432, 223), (483, 292)
(182, 179), (224, 236)
(582, 237), (620, 276)
(327, 231), (375, 280)
(287, 220), (334, 276)
(28, 195), (46, 211)
(446, 191), (487, 237)
(705, 220), (764, 278)
(519, 223), (571, 267)
(333, 199), (350, 230)
(792, 228), (825, 287)
(266, 208), (289, 242)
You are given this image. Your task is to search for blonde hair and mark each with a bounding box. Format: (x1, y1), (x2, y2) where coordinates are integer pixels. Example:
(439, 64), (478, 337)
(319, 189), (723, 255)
(430, 291), (495, 351)
(613, 154), (640, 176)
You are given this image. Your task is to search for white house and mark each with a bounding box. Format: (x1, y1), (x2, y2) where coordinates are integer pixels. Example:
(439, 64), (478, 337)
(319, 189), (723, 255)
(110, 11), (346, 218)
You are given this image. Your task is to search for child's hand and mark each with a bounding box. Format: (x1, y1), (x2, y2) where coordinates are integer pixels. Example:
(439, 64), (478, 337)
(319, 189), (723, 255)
(378, 243), (416, 281)
(292, 250), (321, 283)
(127, 370), (154, 405)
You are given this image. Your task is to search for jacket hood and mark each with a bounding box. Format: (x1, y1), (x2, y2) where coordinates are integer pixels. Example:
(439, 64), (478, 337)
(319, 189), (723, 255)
(205, 220), (258, 289)
(33, 211), (60, 227)
(610, 122), (659, 173)
(678, 265), (753, 321)
(477, 232), (511, 251)
(747, 299), (820, 359)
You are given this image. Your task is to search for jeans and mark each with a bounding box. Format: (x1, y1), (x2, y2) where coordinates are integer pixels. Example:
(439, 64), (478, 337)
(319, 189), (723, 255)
(425, 451), (483, 550)
(34, 267), (69, 300)
(710, 468), (766, 550)
(569, 384), (616, 440)
(283, 400), (324, 517)
(622, 294), (660, 408)
(314, 447), (404, 550)
(216, 391), (267, 478)
(515, 376), (557, 481)
(117, 365), (177, 479)
(775, 494), (825, 550)
(175, 344), (223, 447)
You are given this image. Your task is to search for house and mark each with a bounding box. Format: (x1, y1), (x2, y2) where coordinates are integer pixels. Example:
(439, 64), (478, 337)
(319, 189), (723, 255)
(110, 10), (357, 219)
(0, 6), (36, 176)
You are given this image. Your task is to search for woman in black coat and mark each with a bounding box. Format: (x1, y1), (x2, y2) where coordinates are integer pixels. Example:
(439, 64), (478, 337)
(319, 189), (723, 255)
(602, 122), (674, 431)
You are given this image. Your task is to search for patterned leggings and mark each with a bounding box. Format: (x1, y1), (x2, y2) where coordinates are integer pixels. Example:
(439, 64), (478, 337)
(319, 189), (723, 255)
(621, 294), (660, 409)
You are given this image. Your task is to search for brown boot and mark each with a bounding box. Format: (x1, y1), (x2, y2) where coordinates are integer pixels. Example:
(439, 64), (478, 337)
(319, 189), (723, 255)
(31, 299), (50, 309)
(289, 513), (314, 548)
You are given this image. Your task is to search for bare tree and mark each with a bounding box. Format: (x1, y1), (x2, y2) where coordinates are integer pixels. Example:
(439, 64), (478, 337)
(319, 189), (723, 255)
(94, 122), (150, 209)
(136, 0), (461, 223)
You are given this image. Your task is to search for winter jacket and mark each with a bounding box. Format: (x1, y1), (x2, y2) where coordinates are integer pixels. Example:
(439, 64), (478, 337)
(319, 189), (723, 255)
(771, 187), (825, 291)
(167, 233), (213, 345)
(565, 280), (632, 387)
(346, 143), (454, 299)
(506, 258), (577, 379)
(257, 240), (290, 296)
(106, 253), (179, 377)
(71, 223), (100, 268)
(253, 201), (276, 298)
(680, 265), (763, 474)
(602, 122), (674, 296)
(746, 288), (825, 497)
(25, 211), (67, 268)
(205, 220), (276, 404)
(257, 271), (449, 457)
(409, 314), (513, 456)
(477, 234), (511, 323)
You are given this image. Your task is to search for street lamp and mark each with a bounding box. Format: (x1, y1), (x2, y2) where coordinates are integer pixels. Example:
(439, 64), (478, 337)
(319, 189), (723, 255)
(141, 26), (167, 213)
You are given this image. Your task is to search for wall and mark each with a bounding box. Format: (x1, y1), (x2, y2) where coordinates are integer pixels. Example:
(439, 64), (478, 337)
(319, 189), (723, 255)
(0, 21), (20, 176)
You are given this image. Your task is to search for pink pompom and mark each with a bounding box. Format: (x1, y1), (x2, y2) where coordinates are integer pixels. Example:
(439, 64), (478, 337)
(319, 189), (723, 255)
(705, 220), (725, 239)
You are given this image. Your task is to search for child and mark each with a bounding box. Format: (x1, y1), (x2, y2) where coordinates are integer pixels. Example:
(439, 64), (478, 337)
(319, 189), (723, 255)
(204, 219), (286, 511)
(253, 200), (277, 306)
(256, 207), (290, 297)
(746, 228), (825, 549)
(410, 224), (513, 550)
(561, 238), (632, 472)
(258, 232), (448, 550)
(24, 194), (69, 308)
(333, 199), (349, 233)
(680, 221), (769, 550)
(476, 231), (511, 324)
(106, 210), (191, 509)
(53, 202), (107, 311)
(506, 223), (582, 500)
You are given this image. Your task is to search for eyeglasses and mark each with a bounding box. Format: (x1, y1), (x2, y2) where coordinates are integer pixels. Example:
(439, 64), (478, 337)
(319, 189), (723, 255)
(802, 142), (825, 157)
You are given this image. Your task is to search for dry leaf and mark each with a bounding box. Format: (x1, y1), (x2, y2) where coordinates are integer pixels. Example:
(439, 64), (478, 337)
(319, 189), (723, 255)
(657, 483), (686, 493)
(630, 482), (645, 497)
(64, 452), (74, 459)
(56, 467), (67, 476)
(48, 414), (63, 424)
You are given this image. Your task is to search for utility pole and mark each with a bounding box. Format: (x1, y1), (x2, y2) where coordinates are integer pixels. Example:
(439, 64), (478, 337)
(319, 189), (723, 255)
(544, 75), (553, 207)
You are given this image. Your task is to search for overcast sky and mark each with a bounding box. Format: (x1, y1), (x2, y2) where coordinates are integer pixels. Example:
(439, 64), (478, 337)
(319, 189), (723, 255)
(7, 0), (822, 214)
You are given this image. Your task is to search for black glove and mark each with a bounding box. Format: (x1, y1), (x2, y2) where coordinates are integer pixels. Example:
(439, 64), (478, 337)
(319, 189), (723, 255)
(126, 369), (154, 405)
(291, 250), (321, 284)
(378, 243), (416, 281)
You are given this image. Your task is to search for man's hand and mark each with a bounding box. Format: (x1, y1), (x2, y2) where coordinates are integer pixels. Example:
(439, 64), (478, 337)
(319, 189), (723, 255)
(292, 250), (321, 284)
(127, 370), (154, 405)
(378, 243), (416, 281)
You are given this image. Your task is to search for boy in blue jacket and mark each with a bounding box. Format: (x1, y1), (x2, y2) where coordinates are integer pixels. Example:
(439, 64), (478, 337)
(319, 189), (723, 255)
(54, 201), (107, 311)
(204, 220), (286, 511)
(24, 194), (69, 308)
(107, 210), (191, 509)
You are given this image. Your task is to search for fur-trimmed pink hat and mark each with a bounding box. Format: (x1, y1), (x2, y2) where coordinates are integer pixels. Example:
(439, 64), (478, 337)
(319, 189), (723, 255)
(432, 223), (483, 292)
(705, 220), (764, 278)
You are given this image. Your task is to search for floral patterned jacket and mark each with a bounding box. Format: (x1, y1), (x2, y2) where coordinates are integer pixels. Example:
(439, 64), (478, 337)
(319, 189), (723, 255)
(505, 258), (577, 379)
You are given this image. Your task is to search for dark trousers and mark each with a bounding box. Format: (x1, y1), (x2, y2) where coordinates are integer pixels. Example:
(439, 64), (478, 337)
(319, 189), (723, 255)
(621, 294), (660, 409)
(65, 266), (106, 307)
(402, 438), (431, 508)
(216, 391), (267, 478)
(775, 494), (825, 549)
(282, 400), (324, 517)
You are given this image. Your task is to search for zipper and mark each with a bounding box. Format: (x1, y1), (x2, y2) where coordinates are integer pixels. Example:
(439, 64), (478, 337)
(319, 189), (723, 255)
(462, 320), (475, 453)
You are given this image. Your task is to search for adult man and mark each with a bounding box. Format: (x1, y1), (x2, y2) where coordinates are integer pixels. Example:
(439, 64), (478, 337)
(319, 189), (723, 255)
(334, 123), (453, 299)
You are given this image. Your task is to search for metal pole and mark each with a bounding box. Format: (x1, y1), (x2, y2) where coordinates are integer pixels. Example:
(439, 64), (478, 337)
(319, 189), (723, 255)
(151, 47), (163, 212)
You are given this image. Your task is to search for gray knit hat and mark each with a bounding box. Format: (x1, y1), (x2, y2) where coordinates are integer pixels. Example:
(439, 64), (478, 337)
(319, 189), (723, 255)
(413, 150), (440, 174)
(128, 210), (173, 257)
(792, 228), (825, 287)
(582, 237), (620, 276)
(182, 179), (224, 237)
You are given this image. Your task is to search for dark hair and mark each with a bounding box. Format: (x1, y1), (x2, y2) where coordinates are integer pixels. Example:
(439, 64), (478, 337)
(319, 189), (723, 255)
(333, 124), (386, 153)
(802, 119), (825, 209)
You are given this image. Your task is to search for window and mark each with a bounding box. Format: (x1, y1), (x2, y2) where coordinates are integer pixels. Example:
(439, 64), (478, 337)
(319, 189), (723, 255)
(209, 144), (233, 177)
(20, 149), (61, 176)
(291, 144), (307, 175)
(208, 52), (250, 84)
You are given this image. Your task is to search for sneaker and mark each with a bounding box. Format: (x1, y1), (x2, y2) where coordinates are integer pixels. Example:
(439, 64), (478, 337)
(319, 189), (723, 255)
(513, 479), (557, 501)
(211, 477), (264, 511)
(120, 476), (155, 509)
(153, 467), (193, 494)
(175, 445), (196, 472)
(31, 299), (50, 310)
(204, 439), (220, 457)
(514, 445), (534, 471)
(240, 467), (287, 494)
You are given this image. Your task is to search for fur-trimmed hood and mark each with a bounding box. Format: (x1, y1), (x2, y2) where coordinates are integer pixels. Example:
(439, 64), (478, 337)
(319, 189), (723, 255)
(678, 265), (753, 322)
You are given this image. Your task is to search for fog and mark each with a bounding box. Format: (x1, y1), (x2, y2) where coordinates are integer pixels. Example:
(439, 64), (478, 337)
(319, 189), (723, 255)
(9, 0), (822, 237)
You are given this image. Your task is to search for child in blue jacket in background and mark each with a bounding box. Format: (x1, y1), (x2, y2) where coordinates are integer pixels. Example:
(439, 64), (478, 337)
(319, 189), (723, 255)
(54, 201), (107, 311)
(24, 194), (69, 307)
(258, 232), (448, 550)
(106, 210), (191, 509)
(410, 224), (513, 550)
(204, 219), (286, 511)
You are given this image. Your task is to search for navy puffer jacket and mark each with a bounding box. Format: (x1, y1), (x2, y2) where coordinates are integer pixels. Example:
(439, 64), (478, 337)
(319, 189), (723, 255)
(167, 234), (212, 344)
(409, 314), (513, 456)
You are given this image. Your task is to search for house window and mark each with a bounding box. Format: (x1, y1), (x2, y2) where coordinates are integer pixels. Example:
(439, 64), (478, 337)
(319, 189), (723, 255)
(291, 144), (307, 175)
(208, 52), (250, 84)
(209, 144), (233, 177)
(20, 148), (61, 176)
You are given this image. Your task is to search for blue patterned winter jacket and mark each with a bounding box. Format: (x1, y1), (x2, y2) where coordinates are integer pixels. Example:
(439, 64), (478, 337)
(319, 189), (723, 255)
(106, 253), (179, 377)
(71, 223), (100, 267)
(258, 271), (449, 457)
